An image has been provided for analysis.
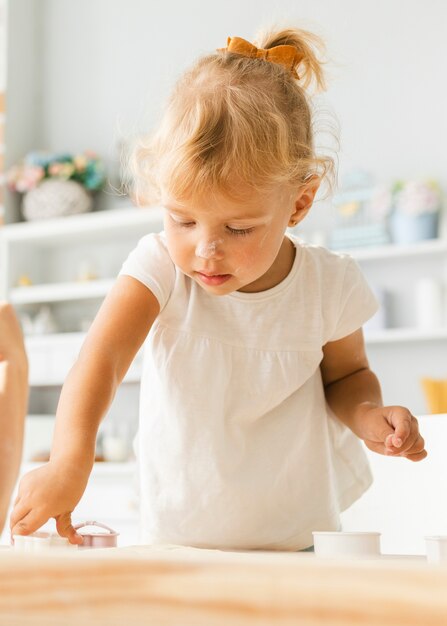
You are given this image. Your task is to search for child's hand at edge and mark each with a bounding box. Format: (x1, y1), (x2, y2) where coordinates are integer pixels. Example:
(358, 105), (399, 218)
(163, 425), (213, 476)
(355, 403), (427, 462)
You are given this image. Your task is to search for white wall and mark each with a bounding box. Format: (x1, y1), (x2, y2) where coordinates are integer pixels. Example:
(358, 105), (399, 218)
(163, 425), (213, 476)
(11, 0), (447, 196)
(5, 0), (43, 222)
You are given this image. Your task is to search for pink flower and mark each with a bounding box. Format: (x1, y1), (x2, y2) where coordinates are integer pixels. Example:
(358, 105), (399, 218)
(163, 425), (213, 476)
(7, 165), (44, 192)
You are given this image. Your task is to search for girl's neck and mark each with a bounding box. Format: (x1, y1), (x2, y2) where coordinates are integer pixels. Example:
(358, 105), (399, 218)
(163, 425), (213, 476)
(238, 236), (296, 293)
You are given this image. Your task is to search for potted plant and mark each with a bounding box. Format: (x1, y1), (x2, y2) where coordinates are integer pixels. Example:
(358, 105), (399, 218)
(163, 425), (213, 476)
(6, 151), (106, 221)
(389, 180), (443, 244)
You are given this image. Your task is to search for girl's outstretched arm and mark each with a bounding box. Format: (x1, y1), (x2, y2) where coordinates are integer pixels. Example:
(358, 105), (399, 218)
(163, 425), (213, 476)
(321, 328), (427, 462)
(0, 302), (28, 535)
(10, 276), (159, 543)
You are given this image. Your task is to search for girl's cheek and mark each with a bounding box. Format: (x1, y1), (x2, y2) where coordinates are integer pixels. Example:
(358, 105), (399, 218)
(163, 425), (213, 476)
(257, 230), (270, 249)
(235, 242), (258, 269)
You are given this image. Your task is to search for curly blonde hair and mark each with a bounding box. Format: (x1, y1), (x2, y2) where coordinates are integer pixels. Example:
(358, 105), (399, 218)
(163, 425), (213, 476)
(128, 26), (336, 206)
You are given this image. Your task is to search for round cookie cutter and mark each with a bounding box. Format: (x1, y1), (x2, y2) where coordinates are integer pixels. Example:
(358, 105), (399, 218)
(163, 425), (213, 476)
(74, 521), (119, 548)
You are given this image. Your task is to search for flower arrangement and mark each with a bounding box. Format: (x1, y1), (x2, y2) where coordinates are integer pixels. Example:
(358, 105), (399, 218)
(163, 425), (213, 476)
(391, 180), (442, 216)
(329, 171), (444, 249)
(6, 150), (106, 193)
(388, 179), (444, 244)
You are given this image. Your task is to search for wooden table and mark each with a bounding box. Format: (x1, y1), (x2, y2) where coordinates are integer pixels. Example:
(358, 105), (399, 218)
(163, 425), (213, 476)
(1, 545), (446, 625)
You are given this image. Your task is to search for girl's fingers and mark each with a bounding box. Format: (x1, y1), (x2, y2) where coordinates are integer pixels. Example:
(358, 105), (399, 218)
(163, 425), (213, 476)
(405, 434), (426, 454)
(366, 434), (427, 461)
(364, 440), (388, 455)
(55, 514), (83, 545)
(390, 410), (413, 447)
(398, 435), (426, 458)
(404, 449), (428, 462)
(10, 509), (48, 539)
(385, 420), (421, 454)
(9, 501), (31, 532)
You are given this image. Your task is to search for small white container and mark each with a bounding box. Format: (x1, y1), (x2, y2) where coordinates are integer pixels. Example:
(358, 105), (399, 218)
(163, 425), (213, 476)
(312, 531), (381, 559)
(415, 278), (443, 329)
(425, 536), (447, 563)
(13, 531), (77, 551)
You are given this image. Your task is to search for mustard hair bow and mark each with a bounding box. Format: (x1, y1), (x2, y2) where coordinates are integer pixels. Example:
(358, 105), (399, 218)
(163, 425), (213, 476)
(218, 36), (303, 78)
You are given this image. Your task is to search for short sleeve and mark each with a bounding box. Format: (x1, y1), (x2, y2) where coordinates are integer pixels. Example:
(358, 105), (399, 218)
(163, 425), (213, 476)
(119, 232), (176, 311)
(326, 256), (379, 342)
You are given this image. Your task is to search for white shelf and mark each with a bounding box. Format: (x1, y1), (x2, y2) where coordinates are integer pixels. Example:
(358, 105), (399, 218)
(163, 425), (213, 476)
(25, 331), (86, 346)
(1, 206), (164, 245)
(10, 278), (114, 304)
(27, 371), (141, 388)
(340, 238), (447, 261)
(365, 327), (447, 344)
(25, 332), (142, 386)
(22, 461), (136, 477)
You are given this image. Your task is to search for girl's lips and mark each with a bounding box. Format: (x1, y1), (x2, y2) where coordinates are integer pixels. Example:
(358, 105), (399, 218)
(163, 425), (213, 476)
(196, 272), (232, 286)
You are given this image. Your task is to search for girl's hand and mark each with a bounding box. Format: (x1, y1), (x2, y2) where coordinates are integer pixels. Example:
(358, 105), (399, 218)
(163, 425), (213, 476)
(10, 461), (87, 545)
(356, 404), (427, 462)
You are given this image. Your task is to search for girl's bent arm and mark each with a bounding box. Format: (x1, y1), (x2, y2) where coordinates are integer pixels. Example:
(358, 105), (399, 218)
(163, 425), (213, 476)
(10, 276), (160, 540)
(320, 329), (426, 461)
(320, 328), (382, 436)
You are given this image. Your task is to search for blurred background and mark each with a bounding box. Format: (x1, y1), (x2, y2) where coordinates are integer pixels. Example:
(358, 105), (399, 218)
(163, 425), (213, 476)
(0, 0), (446, 551)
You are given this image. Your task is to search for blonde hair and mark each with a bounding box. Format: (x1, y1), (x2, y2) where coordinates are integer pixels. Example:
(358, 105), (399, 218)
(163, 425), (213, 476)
(128, 26), (336, 206)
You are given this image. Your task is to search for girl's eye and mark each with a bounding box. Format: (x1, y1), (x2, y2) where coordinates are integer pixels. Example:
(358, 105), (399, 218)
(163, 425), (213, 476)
(170, 214), (254, 235)
(226, 226), (254, 236)
(171, 215), (195, 228)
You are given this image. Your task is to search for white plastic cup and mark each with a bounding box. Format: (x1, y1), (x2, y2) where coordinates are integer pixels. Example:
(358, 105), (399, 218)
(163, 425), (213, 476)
(312, 531), (381, 559)
(102, 435), (129, 462)
(415, 278), (443, 329)
(425, 536), (447, 563)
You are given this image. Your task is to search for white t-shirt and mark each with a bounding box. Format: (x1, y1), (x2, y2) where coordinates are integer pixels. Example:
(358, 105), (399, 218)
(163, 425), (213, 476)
(119, 232), (378, 550)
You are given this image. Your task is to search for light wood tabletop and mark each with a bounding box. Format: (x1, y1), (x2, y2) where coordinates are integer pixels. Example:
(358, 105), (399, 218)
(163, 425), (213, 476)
(0, 545), (444, 625)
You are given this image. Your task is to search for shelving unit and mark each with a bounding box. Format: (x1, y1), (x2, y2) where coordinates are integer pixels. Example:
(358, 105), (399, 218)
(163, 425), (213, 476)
(25, 332), (142, 386)
(1, 205), (164, 243)
(0, 205), (163, 308)
(0, 206), (164, 303)
(10, 278), (114, 305)
(22, 460), (136, 477)
(337, 235), (447, 413)
(365, 327), (447, 344)
(343, 237), (447, 261)
(0, 205), (163, 433)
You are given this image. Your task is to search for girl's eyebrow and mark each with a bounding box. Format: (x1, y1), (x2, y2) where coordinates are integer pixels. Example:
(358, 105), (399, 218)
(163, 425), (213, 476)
(164, 205), (267, 222)
(164, 204), (189, 213)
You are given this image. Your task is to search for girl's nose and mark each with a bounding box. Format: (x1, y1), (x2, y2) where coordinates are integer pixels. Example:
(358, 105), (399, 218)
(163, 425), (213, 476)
(195, 238), (224, 260)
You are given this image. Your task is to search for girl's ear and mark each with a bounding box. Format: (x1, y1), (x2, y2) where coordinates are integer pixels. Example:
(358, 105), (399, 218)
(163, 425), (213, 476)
(288, 176), (321, 227)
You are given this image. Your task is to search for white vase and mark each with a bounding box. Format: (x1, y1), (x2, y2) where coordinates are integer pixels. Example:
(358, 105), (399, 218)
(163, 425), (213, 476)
(389, 211), (439, 244)
(22, 179), (93, 221)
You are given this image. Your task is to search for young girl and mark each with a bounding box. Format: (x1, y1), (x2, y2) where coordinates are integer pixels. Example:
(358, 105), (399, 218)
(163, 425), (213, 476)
(11, 27), (426, 550)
